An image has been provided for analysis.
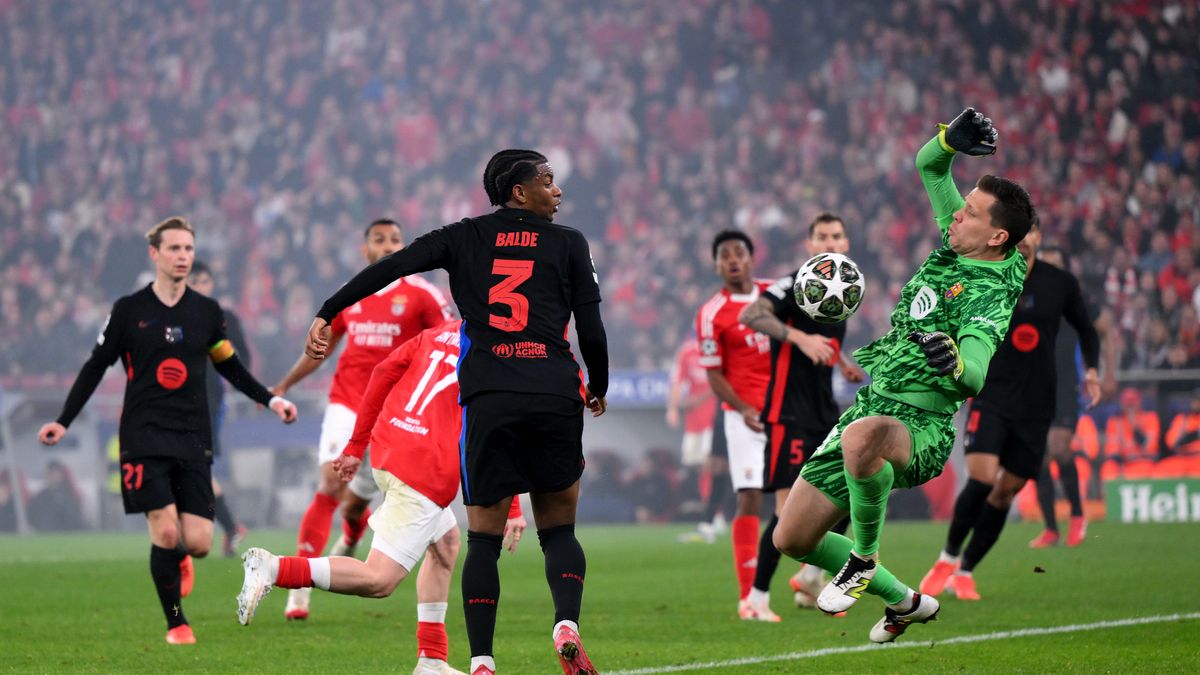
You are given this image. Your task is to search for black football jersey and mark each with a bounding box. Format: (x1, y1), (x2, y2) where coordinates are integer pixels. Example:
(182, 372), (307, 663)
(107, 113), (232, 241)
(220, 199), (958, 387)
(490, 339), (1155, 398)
(973, 261), (1099, 420)
(318, 208), (602, 403)
(85, 285), (230, 458)
(759, 269), (846, 432)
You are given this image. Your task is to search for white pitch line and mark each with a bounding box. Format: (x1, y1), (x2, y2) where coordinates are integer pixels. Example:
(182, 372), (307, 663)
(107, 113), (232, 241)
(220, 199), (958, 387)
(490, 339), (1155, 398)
(608, 612), (1200, 675)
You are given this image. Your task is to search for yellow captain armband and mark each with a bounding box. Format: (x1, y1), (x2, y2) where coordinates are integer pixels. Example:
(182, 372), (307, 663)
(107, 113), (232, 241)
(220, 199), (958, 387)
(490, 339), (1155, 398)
(209, 339), (236, 363)
(936, 123), (957, 154)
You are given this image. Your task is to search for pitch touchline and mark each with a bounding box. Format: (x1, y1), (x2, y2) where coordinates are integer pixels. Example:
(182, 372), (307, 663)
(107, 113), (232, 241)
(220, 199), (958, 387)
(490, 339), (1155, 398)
(608, 612), (1200, 675)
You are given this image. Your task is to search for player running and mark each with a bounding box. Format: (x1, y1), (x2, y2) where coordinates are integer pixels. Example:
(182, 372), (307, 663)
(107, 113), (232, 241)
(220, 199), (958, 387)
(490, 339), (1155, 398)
(38, 217), (296, 645)
(919, 217), (1103, 600)
(738, 212), (863, 616)
(305, 150), (608, 675)
(1029, 246), (1116, 548)
(238, 321), (523, 675)
(694, 229), (775, 620)
(773, 107), (1035, 643)
(271, 218), (451, 620)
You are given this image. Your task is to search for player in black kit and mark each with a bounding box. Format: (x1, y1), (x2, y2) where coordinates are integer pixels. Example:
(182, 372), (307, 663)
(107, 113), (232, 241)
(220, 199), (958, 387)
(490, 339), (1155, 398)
(305, 150), (608, 675)
(739, 213), (863, 617)
(919, 216), (1102, 601)
(37, 217), (297, 645)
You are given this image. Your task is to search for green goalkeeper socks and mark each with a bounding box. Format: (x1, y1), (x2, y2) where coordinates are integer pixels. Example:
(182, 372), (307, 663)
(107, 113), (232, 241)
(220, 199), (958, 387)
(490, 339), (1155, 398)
(791, 531), (908, 606)
(846, 461), (895, 558)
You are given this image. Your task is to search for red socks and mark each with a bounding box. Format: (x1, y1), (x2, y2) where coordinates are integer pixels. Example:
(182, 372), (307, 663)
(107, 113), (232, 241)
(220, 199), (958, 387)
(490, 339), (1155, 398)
(732, 515), (760, 598)
(275, 556), (313, 589)
(343, 507), (372, 545)
(296, 492), (339, 557)
(416, 621), (449, 661)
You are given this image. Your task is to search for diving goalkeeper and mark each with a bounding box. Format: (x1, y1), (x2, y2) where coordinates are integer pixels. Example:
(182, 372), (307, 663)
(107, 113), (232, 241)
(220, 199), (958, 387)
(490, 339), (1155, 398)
(772, 107), (1035, 643)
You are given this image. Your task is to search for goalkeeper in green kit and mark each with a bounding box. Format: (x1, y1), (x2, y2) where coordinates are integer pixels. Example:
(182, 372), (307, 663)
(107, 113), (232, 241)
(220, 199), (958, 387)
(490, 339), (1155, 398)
(773, 107), (1035, 643)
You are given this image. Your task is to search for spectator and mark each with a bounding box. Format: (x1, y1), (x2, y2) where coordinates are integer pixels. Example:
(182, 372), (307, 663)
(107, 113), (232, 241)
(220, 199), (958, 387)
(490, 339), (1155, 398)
(26, 461), (85, 533)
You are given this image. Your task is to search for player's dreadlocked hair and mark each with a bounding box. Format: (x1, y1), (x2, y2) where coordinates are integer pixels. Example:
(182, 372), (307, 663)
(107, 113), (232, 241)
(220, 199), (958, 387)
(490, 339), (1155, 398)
(483, 149), (548, 206)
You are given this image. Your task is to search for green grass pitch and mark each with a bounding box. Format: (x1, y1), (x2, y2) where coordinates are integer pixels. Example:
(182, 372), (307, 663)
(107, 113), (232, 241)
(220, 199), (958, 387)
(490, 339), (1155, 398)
(2, 520), (1197, 673)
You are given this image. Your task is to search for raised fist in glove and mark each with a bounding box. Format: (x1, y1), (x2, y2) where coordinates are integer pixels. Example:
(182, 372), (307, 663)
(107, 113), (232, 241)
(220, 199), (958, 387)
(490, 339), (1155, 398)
(908, 330), (964, 379)
(939, 107), (998, 156)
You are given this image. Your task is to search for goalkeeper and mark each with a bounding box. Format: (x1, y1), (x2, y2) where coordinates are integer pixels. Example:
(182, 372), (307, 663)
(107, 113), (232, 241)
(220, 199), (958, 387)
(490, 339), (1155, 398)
(772, 107), (1035, 643)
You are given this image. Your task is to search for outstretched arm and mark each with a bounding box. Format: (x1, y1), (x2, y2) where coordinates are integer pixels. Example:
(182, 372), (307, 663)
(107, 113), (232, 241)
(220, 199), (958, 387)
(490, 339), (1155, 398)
(740, 296), (835, 365)
(916, 107), (998, 236)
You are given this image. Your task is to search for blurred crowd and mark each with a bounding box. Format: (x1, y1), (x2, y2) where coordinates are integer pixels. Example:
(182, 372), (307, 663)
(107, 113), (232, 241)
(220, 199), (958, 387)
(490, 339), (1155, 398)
(1, 0), (1198, 388)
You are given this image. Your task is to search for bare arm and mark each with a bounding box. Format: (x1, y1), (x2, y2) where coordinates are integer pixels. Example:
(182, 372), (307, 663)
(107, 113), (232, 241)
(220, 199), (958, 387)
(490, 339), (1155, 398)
(274, 331), (344, 395)
(705, 368), (763, 433)
(739, 296), (835, 366)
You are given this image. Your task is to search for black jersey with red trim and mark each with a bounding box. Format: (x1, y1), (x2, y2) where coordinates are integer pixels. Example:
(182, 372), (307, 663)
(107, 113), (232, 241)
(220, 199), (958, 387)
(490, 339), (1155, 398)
(317, 208), (603, 404)
(759, 270), (845, 432)
(60, 285), (245, 459)
(973, 260), (1099, 420)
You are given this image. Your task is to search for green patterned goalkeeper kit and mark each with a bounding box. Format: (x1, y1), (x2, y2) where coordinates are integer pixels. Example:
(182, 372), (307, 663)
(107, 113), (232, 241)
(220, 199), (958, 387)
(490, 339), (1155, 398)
(801, 136), (1028, 509)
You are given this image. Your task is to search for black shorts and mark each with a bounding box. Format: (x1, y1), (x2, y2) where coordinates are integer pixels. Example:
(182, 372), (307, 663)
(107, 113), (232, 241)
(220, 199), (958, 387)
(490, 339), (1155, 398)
(119, 455), (214, 517)
(710, 405), (729, 460)
(762, 423), (825, 492)
(963, 406), (1052, 480)
(460, 392), (584, 506)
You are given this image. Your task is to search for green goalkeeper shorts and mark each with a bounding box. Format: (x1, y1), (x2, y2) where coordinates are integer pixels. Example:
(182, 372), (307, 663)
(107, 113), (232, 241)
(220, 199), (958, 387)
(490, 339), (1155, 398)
(800, 385), (957, 510)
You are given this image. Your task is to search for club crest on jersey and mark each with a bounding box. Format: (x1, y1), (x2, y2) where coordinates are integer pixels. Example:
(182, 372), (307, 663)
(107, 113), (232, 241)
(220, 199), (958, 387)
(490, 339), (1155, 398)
(391, 295), (408, 316)
(164, 326), (183, 343)
(909, 286), (938, 319)
(944, 282), (964, 301)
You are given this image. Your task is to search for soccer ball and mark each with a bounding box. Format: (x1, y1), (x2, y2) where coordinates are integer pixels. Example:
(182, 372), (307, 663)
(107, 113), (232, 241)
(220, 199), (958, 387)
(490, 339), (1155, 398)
(793, 253), (865, 324)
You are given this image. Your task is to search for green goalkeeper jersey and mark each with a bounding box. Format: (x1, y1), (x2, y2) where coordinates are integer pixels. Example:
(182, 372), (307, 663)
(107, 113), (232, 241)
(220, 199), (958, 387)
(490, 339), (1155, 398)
(854, 136), (1027, 415)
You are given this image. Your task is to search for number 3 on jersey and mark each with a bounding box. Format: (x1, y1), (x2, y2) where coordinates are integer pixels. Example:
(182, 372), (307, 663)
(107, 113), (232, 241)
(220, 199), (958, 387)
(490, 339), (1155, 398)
(489, 259), (534, 332)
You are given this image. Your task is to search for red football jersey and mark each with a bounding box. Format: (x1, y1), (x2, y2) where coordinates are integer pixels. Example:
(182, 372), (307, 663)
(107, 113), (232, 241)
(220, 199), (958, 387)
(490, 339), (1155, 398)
(670, 339), (717, 433)
(343, 321), (464, 508)
(328, 276), (451, 411)
(695, 281), (773, 412)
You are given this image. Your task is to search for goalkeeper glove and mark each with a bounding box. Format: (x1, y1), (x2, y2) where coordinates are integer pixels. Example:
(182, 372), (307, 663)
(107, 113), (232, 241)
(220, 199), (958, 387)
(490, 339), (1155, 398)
(908, 330), (964, 379)
(938, 107), (998, 156)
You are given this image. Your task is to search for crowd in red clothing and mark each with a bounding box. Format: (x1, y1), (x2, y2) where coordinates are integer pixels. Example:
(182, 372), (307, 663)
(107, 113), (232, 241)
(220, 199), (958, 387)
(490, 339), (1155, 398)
(1, 0), (1197, 389)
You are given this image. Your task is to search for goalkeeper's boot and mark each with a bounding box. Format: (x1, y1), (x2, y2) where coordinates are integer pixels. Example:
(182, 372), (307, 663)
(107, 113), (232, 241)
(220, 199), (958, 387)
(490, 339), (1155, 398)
(1029, 529), (1060, 548)
(868, 592), (940, 643)
(330, 534), (358, 558)
(553, 623), (597, 675)
(948, 573), (981, 601)
(165, 624), (196, 645)
(817, 553), (876, 615)
(285, 587), (311, 621)
(412, 659), (467, 675)
(237, 547), (276, 625)
(179, 554), (195, 598)
(1066, 517), (1087, 547)
(919, 557), (959, 596)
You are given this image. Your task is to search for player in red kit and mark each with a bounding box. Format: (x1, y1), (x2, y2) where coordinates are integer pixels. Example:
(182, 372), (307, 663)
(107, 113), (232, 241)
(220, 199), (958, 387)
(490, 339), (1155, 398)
(239, 321), (524, 675)
(271, 218), (451, 620)
(667, 336), (725, 542)
(695, 229), (775, 621)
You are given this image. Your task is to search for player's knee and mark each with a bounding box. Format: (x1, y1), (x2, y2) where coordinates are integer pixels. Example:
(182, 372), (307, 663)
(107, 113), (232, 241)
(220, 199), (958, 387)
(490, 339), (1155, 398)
(366, 572), (404, 598)
(188, 540), (212, 558)
(772, 526), (812, 559)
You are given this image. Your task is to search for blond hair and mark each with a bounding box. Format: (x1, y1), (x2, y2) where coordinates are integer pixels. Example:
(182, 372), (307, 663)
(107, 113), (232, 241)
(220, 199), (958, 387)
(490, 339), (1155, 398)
(146, 216), (194, 248)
